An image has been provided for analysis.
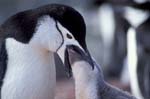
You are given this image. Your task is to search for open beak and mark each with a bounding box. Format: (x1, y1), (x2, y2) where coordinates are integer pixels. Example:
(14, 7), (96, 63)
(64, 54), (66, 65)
(65, 45), (94, 77)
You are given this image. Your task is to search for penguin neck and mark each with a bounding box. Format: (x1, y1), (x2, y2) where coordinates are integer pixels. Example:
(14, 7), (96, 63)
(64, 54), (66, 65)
(3, 38), (56, 98)
(72, 61), (103, 99)
(5, 38), (55, 69)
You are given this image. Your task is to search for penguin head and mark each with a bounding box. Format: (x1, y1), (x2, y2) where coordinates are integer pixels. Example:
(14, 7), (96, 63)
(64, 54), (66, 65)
(46, 4), (94, 76)
(37, 4), (94, 76)
(2, 4), (93, 76)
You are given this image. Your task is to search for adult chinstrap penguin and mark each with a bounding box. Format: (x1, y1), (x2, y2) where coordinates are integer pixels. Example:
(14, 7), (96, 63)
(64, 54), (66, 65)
(0, 4), (93, 99)
(66, 45), (137, 99)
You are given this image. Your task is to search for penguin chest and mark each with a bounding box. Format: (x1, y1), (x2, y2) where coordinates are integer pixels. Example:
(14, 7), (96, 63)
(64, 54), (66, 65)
(1, 38), (56, 99)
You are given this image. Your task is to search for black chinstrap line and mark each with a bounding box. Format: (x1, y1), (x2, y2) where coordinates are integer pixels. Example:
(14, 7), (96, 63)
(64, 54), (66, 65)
(55, 20), (64, 52)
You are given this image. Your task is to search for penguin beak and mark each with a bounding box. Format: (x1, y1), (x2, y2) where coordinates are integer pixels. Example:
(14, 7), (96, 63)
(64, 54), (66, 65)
(64, 45), (94, 77)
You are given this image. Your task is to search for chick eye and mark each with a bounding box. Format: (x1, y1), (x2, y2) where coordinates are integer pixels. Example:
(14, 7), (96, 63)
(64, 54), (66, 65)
(66, 33), (73, 39)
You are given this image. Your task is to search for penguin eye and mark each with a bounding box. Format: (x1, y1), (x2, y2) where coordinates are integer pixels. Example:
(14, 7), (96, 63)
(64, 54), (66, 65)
(66, 33), (73, 39)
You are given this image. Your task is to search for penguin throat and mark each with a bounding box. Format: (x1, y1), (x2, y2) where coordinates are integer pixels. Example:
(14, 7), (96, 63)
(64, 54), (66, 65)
(2, 38), (56, 98)
(72, 61), (99, 99)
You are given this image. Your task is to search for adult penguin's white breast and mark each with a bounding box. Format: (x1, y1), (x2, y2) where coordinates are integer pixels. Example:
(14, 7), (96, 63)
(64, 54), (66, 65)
(1, 38), (56, 99)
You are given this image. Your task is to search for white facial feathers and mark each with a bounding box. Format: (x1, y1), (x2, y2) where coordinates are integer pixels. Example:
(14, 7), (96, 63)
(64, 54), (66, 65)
(29, 15), (83, 62)
(30, 15), (63, 52)
(56, 22), (83, 63)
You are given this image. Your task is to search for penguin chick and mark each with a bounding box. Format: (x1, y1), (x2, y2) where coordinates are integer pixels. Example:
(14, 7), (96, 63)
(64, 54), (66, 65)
(66, 46), (137, 99)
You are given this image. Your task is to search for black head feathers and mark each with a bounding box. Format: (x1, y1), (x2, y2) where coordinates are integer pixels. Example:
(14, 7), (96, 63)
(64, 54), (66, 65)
(0, 4), (86, 48)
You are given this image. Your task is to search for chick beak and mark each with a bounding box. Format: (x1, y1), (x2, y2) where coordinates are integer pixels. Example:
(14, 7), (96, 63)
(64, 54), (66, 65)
(64, 45), (94, 77)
